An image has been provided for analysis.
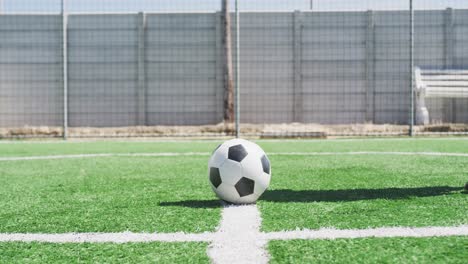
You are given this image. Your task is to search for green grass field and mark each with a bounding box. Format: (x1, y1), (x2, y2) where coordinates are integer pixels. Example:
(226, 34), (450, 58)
(0, 138), (467, 263)
(0, 157), (220, 233)
(0, 242), (209, 263)
(269, 236), (468, 263)
(260, 154), (467, 231)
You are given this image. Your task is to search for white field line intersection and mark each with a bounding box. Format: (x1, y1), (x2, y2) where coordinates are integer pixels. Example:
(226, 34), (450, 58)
(1, 225), (467, 243)
(1, 151), (468, 162)
(0, 205), (467, 264)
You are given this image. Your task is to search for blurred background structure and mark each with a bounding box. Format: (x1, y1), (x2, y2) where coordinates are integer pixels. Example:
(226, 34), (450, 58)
(0, 0), (467, 138)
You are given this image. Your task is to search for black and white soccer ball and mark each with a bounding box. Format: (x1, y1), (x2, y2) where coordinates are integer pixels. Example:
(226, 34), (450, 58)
(208, 139), (271, 204)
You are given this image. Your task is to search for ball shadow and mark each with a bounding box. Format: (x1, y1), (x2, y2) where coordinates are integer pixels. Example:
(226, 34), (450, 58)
(159, 199), (221, 209)
(159, 186), (464, 208)
(261, 186), (463, 203)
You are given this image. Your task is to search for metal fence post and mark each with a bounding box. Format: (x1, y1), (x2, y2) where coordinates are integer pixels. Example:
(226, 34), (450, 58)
(215, 12), (224, 122)
(235, 0), (240, 138)
(444, 8), (455, 68)
(222, 0), (234, 124)
(365, 10), (375, 123)
(62, 0), (69, 139)
(444, 8), (456, 122)
(293, 10), (303, 123)
(409, 0), (415, 136)
(137, 12), (147, 126)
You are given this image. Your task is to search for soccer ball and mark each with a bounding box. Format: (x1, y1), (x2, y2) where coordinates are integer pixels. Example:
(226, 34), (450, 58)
(208, 139), (271, 204)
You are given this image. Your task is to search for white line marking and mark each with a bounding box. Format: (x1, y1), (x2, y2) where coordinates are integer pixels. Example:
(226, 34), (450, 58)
(1, 151), (468, 162)
(0, 153), (209, 161)
(208, 204), (269, 264)
(259, 138), (468, 142)
(0, 232), (213, 243)
(263, 225), (468, 241)
(269, 152), (468, 157)
(1, 225), (467, 244)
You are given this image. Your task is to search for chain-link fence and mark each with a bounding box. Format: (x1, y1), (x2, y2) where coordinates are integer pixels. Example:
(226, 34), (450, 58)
(0, 0), (467, 138)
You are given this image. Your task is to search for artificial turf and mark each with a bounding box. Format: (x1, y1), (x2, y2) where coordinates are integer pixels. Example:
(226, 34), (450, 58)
(0, 242), (209, 264)
(258, 154), (468, 231)
(0, 156), (220, 233)
(1, 138), (468, 157)
(268, 236), (468, 263)
(0, 139), (467, 234)
(0, 141), (219, 157)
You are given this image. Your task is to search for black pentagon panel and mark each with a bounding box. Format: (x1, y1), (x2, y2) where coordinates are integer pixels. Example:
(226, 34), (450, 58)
(210, 167), (222, 188)
(235, 177), (255, 197)
(228, 144), (248, 162)
(261, 155), (270, 174)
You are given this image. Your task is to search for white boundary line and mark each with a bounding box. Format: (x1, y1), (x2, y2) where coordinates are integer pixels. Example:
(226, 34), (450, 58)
(208, 204), (269, 264)
(0, 153), (209, 161)
(263, 225), (468, 241)
(0, 232), (213, 243)
(269, 152), (468, 157)
(1, 225), (467, 243)
(1, 151), (468, 162)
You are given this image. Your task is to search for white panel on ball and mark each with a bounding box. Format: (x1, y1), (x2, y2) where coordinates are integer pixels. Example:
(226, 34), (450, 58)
(254, 173), (271, 197)
(219, 160), (243, 186)
(214, 183), (240, 203)
(240, 153), (264, 180)
(208, 144), (229, 168)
